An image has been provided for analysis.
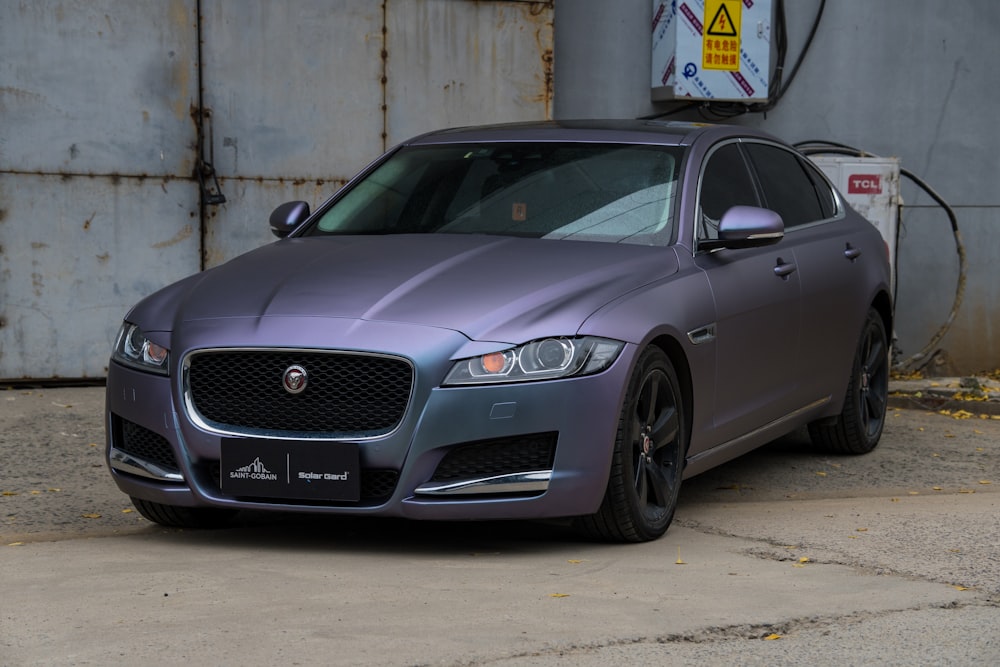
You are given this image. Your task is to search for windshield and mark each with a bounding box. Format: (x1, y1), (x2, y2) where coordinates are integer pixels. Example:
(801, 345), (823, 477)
(305, 142), (682, 246)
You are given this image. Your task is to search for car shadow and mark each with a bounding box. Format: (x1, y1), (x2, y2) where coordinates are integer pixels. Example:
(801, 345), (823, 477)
(130, 429), (832, 553)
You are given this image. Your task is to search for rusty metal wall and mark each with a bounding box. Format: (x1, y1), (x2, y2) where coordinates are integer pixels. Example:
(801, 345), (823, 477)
(0, 1), (201, 381)
(201, 0), (554, 267)
(0, 0), (553, 381)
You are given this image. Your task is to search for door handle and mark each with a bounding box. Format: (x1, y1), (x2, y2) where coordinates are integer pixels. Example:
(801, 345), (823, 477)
(844, 245), (862, 261)
(773, 259), (797, 278)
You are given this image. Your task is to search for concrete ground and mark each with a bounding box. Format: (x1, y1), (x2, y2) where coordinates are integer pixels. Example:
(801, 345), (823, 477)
(1, 383), (998, 665)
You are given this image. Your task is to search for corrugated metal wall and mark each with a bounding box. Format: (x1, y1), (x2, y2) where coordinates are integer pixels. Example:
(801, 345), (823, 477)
(0, 0), (553, 381)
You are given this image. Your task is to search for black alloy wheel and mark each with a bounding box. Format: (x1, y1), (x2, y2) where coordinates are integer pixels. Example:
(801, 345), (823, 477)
(578, 346), (686, 542)
(809, 308), (889, 454)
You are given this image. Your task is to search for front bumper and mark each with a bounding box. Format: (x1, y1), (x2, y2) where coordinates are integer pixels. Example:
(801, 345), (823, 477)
(106, 332), (636, 522)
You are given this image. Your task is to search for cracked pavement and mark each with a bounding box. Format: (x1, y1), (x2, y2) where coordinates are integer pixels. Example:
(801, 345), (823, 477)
(1, 386), (998, 665)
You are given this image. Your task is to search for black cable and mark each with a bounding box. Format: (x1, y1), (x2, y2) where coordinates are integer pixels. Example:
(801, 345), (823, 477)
(795, 143), (966, 373)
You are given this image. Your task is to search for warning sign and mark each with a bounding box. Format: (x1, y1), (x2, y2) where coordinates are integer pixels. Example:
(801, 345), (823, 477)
(703, 0), (741, 71)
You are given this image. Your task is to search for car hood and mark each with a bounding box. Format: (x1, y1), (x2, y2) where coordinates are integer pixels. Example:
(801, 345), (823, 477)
(131, 234), (678, 343)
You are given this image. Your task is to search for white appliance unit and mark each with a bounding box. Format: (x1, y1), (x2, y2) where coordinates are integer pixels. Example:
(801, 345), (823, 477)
(810, 155), (902, 290)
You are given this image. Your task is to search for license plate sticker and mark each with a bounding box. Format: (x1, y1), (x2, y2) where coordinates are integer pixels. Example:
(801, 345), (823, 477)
(221, 438), (360, 501)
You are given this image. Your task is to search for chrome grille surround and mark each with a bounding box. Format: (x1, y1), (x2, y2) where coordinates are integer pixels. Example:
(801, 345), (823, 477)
(182, 348), (414, 440)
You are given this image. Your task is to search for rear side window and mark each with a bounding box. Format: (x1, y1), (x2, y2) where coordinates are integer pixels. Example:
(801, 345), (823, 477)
(744, 143), (829, 229)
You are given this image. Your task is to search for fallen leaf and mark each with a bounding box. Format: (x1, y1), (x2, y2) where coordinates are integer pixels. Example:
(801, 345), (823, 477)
(122, 508), (134, 514)
(30, 490), (41, 495)
(567, 559), (583, 564)
(979, 480), (992, 485)
(48, 488), (61, 492)
(675, 548), (686, 565)
(856, 528), (868, 532)
(7, 542), (24, 547)
(549, 593), (570, 598)
(953, 585), (969, 591)
(763, 634), (782, 640)
(815, 471), (827, 477)
(2, 491), (18, 496)
(932, 486), (943, 491)
(81, 513), (102, 519)
(958, 489), (975, 494)
(799, 557), (810, 563)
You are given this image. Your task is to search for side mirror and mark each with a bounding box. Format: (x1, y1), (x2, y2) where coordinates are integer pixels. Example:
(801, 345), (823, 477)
(269, 201), (311, 238)
(699, 205), (784, 251)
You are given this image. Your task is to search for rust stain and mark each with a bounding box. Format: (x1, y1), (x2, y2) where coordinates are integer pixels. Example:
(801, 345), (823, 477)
(31, 242), (49, 250)
(168, 0), (194, 121)
(83, 212), (96, 231)
(96, 252), (110, 264)
(151, 224), (193, 249)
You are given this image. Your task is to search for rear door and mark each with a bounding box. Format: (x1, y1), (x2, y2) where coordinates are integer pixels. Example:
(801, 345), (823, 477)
(742, 142), (871, 405)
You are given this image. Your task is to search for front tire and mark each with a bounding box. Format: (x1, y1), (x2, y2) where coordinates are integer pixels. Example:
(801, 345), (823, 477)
(809, 308), (889, 454)
(131, 497), (238, 529)
(577, 347), (686, 543)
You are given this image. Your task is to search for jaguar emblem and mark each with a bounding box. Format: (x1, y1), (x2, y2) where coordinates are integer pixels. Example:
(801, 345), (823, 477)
(282, 365), (308, 394)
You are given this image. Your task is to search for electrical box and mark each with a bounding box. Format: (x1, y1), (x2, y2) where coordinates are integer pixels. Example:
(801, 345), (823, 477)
(652, 0), (772, 102)
(809, 156), (901, 288)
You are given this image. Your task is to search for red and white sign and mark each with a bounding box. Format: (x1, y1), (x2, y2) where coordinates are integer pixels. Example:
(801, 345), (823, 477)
(848, 174), (882, 194)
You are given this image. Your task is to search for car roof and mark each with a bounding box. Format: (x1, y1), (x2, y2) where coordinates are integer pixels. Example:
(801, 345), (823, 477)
(403, 119), (779, 148)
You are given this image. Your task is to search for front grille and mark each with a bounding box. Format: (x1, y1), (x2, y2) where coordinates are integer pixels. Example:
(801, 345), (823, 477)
(186, 350), (413, 437)
(431, 432), (558, 481)
(116, 417), (179, 472)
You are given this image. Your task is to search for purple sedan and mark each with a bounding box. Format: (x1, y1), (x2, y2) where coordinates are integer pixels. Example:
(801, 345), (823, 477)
(106, 120), (892, 542)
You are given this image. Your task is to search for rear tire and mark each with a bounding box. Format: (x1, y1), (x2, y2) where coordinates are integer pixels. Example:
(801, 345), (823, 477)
(130, 497), (238, 529)
(577, 347), (686, 543)
(808, 308), (889, 454)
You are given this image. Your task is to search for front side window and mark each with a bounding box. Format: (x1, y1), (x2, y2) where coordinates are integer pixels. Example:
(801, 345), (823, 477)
(697, 142), (760, 241)
(305, 143), (682, 246)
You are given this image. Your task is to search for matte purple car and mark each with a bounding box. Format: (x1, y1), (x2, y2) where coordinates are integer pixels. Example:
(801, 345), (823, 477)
(106, 120), (892, 542)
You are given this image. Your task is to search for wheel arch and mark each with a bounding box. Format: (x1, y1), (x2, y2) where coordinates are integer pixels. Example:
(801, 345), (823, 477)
(871, 289), (894, 344)
(647, 334), (693, 457)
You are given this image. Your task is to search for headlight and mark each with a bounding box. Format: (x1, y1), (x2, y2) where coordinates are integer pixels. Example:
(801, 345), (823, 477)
(443, 336), (624, 386)
(112, 322), (170, 375)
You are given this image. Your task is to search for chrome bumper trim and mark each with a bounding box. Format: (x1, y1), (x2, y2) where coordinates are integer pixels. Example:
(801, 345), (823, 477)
(414, 470), (551, 496)
(109, 447), (185, 482)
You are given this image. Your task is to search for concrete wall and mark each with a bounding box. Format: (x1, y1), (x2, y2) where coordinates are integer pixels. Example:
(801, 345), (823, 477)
(554, 0), (1000, 375)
